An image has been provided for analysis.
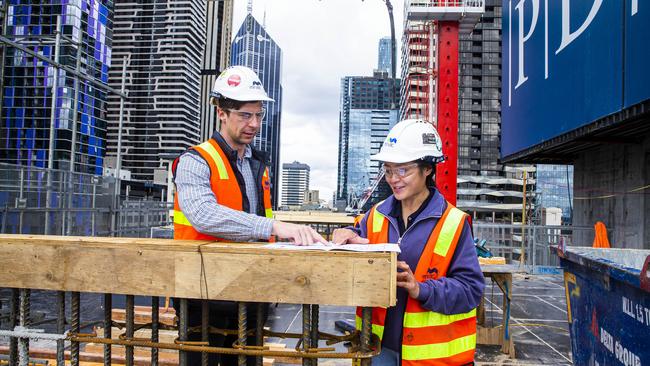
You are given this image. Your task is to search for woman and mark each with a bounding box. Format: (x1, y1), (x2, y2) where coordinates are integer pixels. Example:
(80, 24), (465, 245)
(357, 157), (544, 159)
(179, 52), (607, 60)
(333, 119), (485, 366)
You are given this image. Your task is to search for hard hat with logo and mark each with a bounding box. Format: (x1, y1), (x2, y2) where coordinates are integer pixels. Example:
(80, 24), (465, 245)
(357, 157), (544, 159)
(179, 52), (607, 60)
(371, 119), (445, 164)
(210, 65), (274, 105)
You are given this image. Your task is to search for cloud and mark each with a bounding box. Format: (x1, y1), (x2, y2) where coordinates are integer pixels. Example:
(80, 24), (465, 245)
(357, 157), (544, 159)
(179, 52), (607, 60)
(233, 0), (404, 202)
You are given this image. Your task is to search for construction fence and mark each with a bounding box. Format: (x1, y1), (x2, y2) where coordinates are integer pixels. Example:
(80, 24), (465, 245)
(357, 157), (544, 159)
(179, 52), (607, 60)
(0, 163), (171, 238)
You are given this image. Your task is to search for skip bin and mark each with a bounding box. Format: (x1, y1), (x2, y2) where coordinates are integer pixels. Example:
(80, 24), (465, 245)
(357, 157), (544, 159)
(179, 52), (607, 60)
(553, 246), (650, 366)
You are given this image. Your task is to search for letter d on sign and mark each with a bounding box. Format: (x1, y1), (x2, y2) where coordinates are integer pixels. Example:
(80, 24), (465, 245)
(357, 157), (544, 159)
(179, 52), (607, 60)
(556, 0), (603, 54)
(515, 0), (540, 89)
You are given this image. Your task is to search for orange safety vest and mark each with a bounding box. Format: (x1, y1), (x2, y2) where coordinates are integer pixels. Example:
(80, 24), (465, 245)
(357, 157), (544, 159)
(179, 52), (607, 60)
(356, 202), (477, 366)
(172, 138), (274, 241)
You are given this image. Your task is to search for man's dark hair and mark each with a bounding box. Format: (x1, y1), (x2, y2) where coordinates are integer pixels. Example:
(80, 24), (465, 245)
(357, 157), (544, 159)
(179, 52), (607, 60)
(216, 96), (247, 112)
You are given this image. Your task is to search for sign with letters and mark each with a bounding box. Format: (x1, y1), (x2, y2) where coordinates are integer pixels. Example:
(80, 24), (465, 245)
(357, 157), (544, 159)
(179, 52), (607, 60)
(502, 0), (650, 158)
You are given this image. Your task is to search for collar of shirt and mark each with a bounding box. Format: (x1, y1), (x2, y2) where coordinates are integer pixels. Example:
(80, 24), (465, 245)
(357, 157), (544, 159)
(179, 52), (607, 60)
(389, 187), (435, 235)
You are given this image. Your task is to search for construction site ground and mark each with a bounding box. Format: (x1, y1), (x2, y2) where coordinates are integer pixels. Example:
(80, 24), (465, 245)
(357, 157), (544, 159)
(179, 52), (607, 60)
(0, 274), (572, 365)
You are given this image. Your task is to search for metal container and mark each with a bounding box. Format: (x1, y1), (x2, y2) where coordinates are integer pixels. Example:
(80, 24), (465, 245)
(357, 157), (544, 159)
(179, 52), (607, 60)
(554, 246), (650, 366)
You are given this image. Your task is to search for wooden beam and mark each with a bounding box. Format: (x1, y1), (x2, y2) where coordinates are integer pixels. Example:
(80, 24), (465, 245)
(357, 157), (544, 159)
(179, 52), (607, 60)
(0, 235), (396, 307)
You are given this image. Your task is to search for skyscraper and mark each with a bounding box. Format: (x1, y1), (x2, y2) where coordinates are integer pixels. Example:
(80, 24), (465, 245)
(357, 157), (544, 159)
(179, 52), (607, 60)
(535, 164), (573, 224)
(377, 36), (392, 73)
(281, 161), (310, 208)
(230, 13), (282, 208)
(337, 70), (400, 209)
(106, 0), (206, 182)
(200, 0), (234, 142)
(0, 0), (114, 175)
(456, 0), (535, 222)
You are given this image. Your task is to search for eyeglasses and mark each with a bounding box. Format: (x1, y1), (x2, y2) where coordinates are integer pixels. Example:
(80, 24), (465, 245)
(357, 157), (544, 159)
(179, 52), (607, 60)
(382, 163), (419, 179)
(223, 108), (266, 121)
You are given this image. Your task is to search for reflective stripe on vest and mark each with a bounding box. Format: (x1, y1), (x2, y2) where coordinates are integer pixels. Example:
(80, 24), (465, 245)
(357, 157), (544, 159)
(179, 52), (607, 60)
(198, 141), (229, 179)
(173, 210), (191, 226)
(403, 308), (476, 328)
(402, 334), (476, 361)
(434, 207), (466, 257)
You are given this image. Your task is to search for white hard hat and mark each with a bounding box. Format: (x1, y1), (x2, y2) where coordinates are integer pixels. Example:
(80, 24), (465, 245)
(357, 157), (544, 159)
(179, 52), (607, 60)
(371, 119), (445, 164)
(210, 65), (274, 105)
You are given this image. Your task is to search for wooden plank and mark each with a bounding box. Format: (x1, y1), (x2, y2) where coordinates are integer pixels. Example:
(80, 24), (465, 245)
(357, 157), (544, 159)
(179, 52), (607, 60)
(0, 235), (396, 307)
(96, 326), (179, 345)
(0, 345), (178, 366)
(111, 307), (176, 327)
(84, 343), (179, 360)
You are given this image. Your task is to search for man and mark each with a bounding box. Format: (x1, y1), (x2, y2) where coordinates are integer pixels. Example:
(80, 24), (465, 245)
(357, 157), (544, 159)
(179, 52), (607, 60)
(173, 65), (326, 365)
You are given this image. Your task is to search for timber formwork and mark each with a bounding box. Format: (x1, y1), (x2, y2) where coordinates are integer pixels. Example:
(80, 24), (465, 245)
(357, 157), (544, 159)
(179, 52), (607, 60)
(0, 235), (397, 366)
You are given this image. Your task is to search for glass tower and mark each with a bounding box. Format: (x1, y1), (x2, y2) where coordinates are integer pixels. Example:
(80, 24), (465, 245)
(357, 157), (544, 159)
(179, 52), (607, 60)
(377, 36), (391, 73)
(230, 13), (283, 208)
(337, 71), (400, 209)
(0, 0), (114, 175)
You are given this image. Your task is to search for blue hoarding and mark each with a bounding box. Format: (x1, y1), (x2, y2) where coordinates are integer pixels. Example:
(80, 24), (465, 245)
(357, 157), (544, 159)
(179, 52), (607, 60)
(502, 0), (650, 158)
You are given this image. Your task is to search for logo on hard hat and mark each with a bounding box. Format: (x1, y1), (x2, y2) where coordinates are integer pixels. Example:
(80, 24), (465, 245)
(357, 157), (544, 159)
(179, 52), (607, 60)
(386, 137), (397, 147)
(227, 74), (241, 87)
(422, 133), (441, 151)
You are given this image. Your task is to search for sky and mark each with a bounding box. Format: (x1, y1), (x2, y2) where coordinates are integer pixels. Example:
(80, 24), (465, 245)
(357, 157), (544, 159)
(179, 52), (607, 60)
(232, 0), (404, 204)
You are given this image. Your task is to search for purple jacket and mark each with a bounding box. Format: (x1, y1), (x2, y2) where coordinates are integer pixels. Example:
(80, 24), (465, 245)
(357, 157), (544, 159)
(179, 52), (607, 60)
(353, 189), (485, 352)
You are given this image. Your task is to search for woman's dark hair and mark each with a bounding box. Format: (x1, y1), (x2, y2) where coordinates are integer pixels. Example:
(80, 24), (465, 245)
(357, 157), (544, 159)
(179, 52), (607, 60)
(216, 96), (247, 112)
(416, 158), (437, 188)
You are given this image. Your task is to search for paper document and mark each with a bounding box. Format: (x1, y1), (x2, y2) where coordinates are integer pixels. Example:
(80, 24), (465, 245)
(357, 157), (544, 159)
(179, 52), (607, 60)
(264, 243), (400, 253)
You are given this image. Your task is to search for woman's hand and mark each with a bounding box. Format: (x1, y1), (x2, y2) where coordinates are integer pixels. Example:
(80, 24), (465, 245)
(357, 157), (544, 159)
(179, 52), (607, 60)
(331, 228), (370, 245)
(396, 261), (420, 299)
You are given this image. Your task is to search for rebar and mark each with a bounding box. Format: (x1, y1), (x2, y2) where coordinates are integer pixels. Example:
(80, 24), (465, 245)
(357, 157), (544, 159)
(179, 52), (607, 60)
(255, 303), (264, 366)
(360, 308), (372, 366)
(18, 289), (30, 366)
(9, 289), (18, 365)
(103, 293), (112, 365)
(125, 295), (134, 366)
(151, 297), (159, 366)
(71, 292), (80, 366)
(302, 304), (311, 366)
(56, 291), (65, 366)
(201, 300), (208, 366)
(179, 299), (188, 366)
(311, 305), (319, 366)
(238, 302), (247, 366)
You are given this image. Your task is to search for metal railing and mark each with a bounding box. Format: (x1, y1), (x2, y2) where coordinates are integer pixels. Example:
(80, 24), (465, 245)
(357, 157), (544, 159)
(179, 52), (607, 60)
(473, 223), (598, 273)
(0, 163), (172, 238)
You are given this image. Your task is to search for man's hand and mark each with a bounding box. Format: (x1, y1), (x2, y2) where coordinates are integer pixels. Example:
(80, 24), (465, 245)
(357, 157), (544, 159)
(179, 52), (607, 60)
(272, 221), (328, 246)
(331, 228), (370, 245)
(396, 261), (420, 299)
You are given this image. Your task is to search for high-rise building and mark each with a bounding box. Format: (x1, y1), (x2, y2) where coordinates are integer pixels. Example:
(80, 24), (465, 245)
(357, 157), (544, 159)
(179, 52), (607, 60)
(200, 0), (234, 142)
(0, 0), (114, 175)
(336, 70), (400, 209)
(400, 20), (436, 122)
(535, 164), (574, 224)
(281, 161), (309, 209)
(456, 0), (535, 222)
(377, 36), (392, 73)
(106, 0), (206, 182)
(230, 13), (282, 208)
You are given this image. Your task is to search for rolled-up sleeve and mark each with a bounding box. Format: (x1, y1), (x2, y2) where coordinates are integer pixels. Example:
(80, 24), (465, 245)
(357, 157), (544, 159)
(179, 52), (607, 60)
(175, 153), (274, 241)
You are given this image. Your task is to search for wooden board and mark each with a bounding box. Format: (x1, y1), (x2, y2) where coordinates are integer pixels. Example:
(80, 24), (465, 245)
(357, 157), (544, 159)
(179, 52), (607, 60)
(111, 306), (176, 327)
(0, 235), (396, 307)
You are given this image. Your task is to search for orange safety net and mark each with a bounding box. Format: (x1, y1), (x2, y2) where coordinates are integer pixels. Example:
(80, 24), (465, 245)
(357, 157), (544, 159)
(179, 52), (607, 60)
(592, 221), (611, 248)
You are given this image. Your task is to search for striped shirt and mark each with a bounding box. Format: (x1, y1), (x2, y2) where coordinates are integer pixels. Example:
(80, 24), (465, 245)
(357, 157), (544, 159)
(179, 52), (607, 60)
(175, 147), (274, 241)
